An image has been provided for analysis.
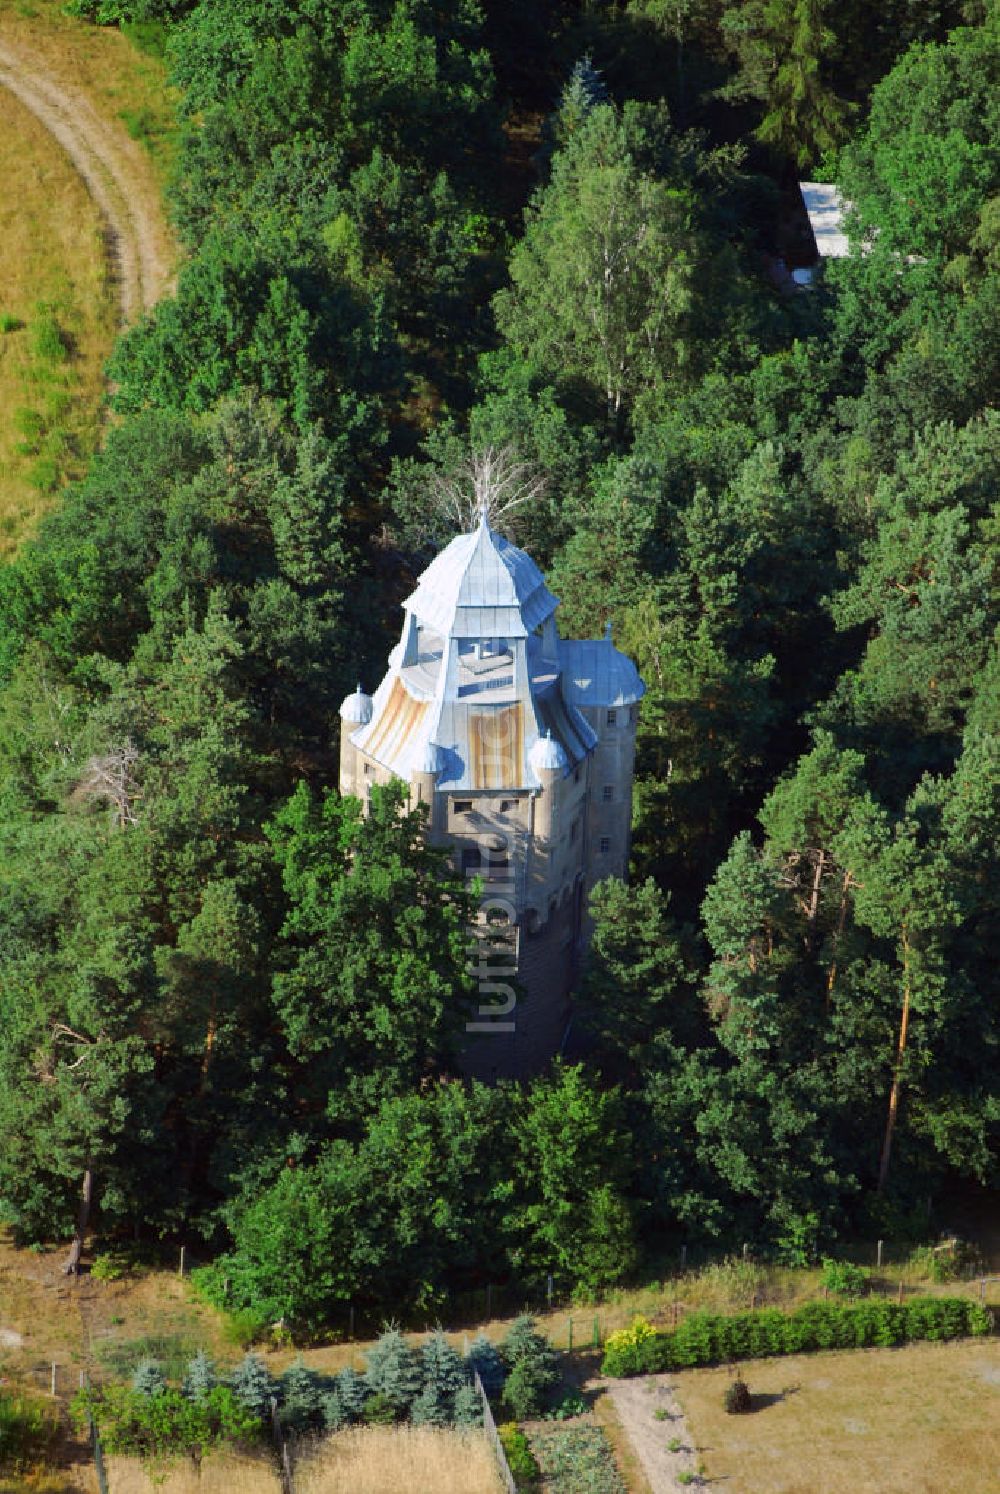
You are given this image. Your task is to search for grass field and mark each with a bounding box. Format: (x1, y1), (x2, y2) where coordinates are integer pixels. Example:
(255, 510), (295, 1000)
(0, 86), (115, 552)
(673, 1337), (1000, 1494)
(0, 0), (177, 184)
(0, 0), (176, 551)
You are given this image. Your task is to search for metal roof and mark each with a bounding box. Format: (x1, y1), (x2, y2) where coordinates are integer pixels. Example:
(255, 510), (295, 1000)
(403, 514), (558, 638)
(800, 181), (850, 259)
(560, 637), (646, 708)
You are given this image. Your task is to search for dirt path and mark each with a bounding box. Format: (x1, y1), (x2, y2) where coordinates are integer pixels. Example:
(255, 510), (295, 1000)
(604, 1374), (702, 1492)
(0, 39), (172, 325)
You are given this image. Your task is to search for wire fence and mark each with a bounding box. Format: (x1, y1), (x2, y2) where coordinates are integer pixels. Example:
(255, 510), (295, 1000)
(472, 1367), (517, 1494)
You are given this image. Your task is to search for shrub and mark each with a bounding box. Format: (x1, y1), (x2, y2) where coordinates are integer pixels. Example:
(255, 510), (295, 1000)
(409, 1383), (451, 1427)
(74, 1384), (260, 1471)
(365, 1326), (424, 1415)
(498, 1422), (541, 1489)
(335, 1367), (367, 1421)
(421, 1329), (465, 1400)
(466, 1332), (506, 1395)
(600, 1296), (990, 1377)
(131, 1359), (167, 1398)
(182, 1351), (217, 1403)
(279, 1358), (325, 1432)
(723, 1377), (751, 1414)
(0, 1391), (61, 1472)
(0, 312), (23, 333)
(229, 1354), (275, 1420)
(501, 1357), (551, 1421)
(453, 1383), (483, 1427)
(31, 311), (67, 364)
(821, 1258), (869, 1297)
(219, 1307), (268, 1349)
(362, 1392), (397, 1425)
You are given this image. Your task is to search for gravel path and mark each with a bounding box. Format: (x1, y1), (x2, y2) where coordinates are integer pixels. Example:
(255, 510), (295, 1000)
(605, 1374), (702, 1492)
(0, 39), (172, 325)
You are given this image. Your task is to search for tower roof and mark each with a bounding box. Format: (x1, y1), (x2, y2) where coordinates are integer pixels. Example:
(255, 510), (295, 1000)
(402, 513), (558, 639)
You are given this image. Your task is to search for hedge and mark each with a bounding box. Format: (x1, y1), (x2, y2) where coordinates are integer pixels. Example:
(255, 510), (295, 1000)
(601, 1297), (992, 1377)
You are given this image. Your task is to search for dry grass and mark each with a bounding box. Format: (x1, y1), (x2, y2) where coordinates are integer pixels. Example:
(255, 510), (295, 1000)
(0, 0), (177, 549)
(673, 1337), (1000, 1494)
(294, 1426), (502, 1494)
(0, 86), (115, 552)
(104, 1452), (280, 1493)
(0, 0), (178, 185)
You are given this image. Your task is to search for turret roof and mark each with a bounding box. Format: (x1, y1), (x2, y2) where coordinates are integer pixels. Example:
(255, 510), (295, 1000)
(402, 513), (558, 638)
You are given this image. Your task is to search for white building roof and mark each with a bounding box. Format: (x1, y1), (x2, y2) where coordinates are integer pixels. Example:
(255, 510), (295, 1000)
(402, 513), (558, 639)
(800, 182), (851, 259)
(560, 636), (646, 708)
(351, 518), (643, 791)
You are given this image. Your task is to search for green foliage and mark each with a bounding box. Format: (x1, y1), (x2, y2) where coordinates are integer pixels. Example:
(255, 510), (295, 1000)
(601, 1296), (992, 1376)
(498, 1422), (541, 1489)
(466, 1334), (506, 1397)
(361, 1393), (398, 1426)
(278, 1358), (325, 1433)
(820, 1258), (869, 1297)
(75, 1383), (261, 1469)
(228, 1354), (274, 1421)
(0, 1391), (61, 1472)
(132, 1359), (167, 1398)
(500, 1318), (560, 1420)
(531, 1424), (628, 1493)
(453, 1383), (483, 1427)
(364, 1327), (424, 1417)
(181, 1350), (217, 1403)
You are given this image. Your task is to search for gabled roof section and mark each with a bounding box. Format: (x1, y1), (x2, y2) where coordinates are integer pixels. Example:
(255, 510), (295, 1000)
(403, 514), (558, 639)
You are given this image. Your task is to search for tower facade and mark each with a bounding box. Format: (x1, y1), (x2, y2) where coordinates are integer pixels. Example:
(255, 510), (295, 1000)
(339, 515), (644, 1077)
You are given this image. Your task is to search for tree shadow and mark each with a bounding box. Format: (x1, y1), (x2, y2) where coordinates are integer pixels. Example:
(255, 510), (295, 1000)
(748, 1384), (800, 1412)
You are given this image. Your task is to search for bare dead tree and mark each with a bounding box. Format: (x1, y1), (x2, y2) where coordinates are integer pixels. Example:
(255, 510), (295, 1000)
(77, 739), (141, 826)
(428, 445), (547, 535)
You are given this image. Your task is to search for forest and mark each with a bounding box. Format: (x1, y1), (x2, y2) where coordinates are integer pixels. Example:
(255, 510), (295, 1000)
(0, 0), (997, 1330)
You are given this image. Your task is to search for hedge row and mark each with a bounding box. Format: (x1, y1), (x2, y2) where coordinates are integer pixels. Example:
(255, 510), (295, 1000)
(601, 1297), (992, 1377)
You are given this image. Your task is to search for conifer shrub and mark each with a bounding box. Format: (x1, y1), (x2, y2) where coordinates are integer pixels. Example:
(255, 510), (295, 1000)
(466, 1332), (506, 1395)
(364, 1326), (424, 1416)
(600, 1297), (990, 1377)
(362, 1392), (397, 1425)
(229, 1353), (275, 1420)
(131, 1359), (167, 1398)
(335, 1367), (367, 1421)
(453, 1382), (483, 1427)
(723, 1377), (751, 1414)
(279, 1358), (325, 1432)
(181, 1350), (217, 1403)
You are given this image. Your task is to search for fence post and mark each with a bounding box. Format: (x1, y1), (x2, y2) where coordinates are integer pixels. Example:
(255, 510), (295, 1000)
(349, 1304), (355, 1340)
(51, 1362), (57, 1398)
(742, 1242), (749, 1261)
(178, 1245), (186, 1277)
(473, 1368), (517, 1494)
(91, 1416), (110, 1494)
(547, 1274), (554, 1310)
(877, 1239), (883, 1270)
(270, 1395), (294, 1494)
(680, 1244), (687, 1272)
(567, 1317), (573, 1353)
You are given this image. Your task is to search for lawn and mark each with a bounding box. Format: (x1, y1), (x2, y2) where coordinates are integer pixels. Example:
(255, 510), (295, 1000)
(673, 1337), (1000, 1494)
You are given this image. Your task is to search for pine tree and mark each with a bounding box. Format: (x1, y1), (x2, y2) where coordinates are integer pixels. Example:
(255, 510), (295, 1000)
(181, 1350), (217, 1402)
(364, 1327), (424, 1416)
(465, 1334), (505, 1396)
(553, 56), (608, 147)
(131, 1359), (166, 1398)
(229, 1353), (275, 1420)
(453, 1382), (483, 1427)
(335, 1367), (368, 1421)
(421, 1331), (465, 1400)
(410, 1383), (451, 1426)
(320, 1388), (347, 1431)
(279, 1357), (324, 1432)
